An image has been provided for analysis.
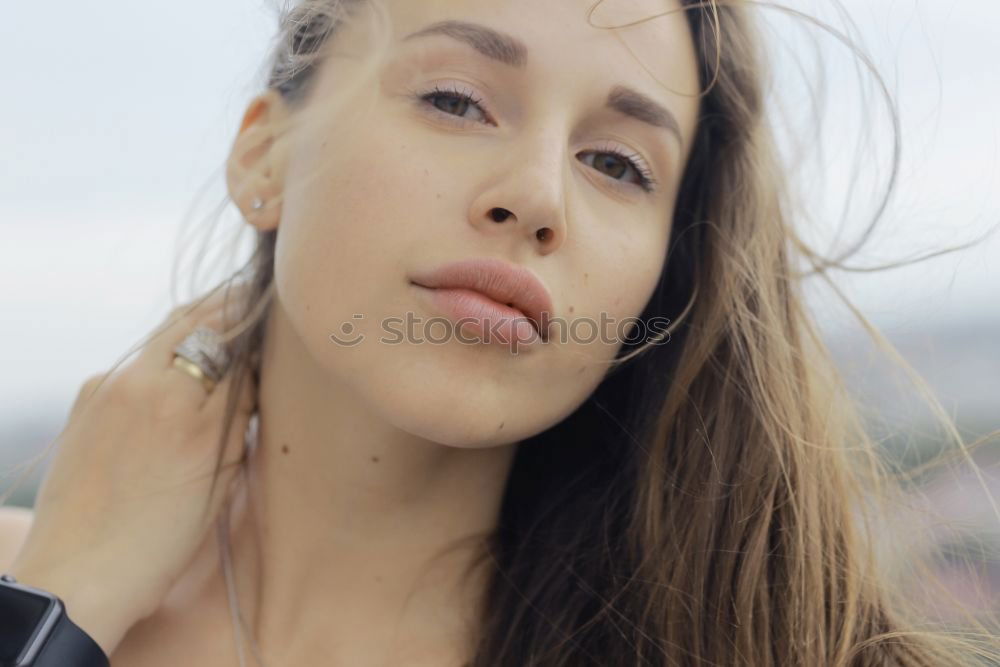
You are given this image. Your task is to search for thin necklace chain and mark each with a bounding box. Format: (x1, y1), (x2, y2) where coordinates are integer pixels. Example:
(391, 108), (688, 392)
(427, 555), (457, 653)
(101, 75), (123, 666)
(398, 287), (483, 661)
(217, 496), (269, 667)
(216, 411), (269, 667)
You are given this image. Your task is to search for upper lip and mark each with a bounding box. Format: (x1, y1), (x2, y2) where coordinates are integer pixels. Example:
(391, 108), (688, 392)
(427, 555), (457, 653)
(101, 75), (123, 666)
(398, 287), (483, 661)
(410, 257), (554, 339)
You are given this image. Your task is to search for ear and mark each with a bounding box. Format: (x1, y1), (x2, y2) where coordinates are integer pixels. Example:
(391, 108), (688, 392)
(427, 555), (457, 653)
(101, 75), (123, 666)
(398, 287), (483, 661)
(225, 89), (293, 232)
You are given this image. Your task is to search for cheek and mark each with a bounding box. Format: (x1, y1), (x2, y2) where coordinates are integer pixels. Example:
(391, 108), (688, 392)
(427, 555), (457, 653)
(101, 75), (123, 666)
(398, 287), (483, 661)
(268, 115), (431, 374)
(565, 235), (666, 347)
(281, 124), (413, 262)
(276, 115), (434, 313)
(534, 239), (666, 419)
(603, 256), (664, 338)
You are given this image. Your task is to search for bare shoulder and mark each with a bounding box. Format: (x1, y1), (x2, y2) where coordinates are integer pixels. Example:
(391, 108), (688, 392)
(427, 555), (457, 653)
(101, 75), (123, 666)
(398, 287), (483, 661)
(0, 505), (35, 571)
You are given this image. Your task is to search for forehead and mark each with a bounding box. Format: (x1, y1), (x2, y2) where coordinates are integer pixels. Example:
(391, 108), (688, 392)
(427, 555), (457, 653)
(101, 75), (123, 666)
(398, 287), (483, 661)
(386, 0), (699, 90)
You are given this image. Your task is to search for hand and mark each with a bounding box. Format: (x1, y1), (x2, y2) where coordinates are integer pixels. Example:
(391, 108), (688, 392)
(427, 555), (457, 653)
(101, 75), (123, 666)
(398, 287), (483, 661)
(9, 285), (258, 656)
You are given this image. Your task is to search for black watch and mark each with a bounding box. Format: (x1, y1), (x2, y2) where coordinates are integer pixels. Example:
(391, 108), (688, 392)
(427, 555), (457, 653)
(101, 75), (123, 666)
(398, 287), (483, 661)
(0, 573), (110, 667)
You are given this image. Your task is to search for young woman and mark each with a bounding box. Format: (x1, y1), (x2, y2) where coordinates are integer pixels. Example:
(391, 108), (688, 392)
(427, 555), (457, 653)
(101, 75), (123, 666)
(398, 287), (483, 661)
(3, 0), (999, 665)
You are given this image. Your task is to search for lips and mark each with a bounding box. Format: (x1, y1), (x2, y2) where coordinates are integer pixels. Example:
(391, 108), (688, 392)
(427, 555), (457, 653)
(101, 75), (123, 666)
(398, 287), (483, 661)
(409, 257), (554, 341)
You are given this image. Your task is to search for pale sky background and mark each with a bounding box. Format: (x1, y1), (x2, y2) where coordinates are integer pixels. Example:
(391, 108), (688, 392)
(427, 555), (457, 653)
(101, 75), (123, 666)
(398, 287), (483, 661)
(0, 0), (997, 447)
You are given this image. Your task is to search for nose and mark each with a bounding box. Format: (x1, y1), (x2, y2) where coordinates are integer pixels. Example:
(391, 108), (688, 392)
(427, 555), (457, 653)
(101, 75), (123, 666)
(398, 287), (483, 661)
(486, 206), (557, 246)
(468, 135), (569, 255)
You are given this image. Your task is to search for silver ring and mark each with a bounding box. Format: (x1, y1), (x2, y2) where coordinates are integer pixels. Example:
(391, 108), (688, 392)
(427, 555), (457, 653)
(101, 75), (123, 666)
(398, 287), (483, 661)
(172, 326), (232, 386)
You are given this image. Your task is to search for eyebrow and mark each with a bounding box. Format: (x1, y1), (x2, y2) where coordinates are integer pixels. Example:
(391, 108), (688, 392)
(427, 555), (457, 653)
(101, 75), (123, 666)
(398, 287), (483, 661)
(402, 20), (684, 147)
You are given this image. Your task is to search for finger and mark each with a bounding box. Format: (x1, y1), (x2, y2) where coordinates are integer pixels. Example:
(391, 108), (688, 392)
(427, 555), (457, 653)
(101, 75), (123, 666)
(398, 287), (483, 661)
(161, 354), (220, 411)
(202, 367), (259, 464)
(158, 312), (234, 410)
(68, 372), (113, 418)
(76, 372), (110, 403)
(132, 285), (248, 412)
(204, 364), (258, 418)
(135, 282), (250, 376)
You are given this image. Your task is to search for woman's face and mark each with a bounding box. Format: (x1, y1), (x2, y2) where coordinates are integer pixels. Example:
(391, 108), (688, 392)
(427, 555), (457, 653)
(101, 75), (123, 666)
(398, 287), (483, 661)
(238, 0), (700, 448)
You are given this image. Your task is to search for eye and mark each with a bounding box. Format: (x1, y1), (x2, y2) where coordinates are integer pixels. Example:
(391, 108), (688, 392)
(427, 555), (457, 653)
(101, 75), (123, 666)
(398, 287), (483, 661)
(417, 84), (494, 125)
(579, 146), (658, 194)
(414, 86), (659, 194)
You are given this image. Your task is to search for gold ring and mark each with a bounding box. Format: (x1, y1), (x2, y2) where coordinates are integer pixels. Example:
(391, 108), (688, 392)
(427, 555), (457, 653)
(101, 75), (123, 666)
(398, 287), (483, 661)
(171, 355), (217, 393)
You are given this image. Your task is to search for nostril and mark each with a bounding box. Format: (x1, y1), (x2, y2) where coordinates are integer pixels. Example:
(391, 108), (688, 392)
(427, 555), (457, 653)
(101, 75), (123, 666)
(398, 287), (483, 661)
(490, 208), (512, 223)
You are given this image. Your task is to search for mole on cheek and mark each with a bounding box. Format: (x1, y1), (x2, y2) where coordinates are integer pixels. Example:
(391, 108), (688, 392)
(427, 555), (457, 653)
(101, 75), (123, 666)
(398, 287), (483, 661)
(497, 421), (505, 431)
(584, 273), (589, 285)
(371, 455), (380, 463)
(281, 444), (290, 454)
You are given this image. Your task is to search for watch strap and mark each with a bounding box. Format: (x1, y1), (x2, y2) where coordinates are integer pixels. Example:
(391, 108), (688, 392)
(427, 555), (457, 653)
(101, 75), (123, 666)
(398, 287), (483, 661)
(32, 600), (110, 667)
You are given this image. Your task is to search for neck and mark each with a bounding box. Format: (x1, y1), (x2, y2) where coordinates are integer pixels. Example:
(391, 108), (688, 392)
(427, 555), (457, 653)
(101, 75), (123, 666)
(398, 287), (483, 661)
(177, 299), (518, 665)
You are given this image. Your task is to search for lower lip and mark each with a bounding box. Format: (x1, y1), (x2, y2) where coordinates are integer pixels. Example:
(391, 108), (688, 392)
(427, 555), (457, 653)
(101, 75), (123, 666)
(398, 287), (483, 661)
(412, 284), (542, 348)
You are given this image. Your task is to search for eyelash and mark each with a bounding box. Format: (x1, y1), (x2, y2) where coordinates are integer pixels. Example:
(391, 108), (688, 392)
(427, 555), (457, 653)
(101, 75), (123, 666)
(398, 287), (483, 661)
(414, 84), (660, 194)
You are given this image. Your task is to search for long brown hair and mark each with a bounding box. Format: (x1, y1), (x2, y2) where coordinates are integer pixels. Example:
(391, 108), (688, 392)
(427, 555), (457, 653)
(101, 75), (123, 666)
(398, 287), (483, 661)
(8, 0), (1000, 664)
